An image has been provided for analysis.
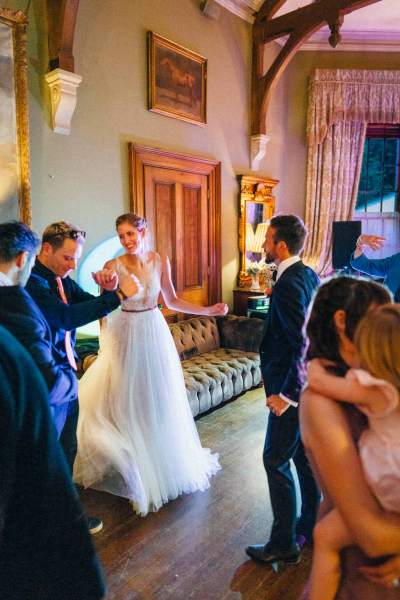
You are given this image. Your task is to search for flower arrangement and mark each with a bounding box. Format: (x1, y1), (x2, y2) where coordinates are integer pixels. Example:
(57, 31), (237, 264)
(246, 260), (264, 276)
(246, 261), (277, 278)
(263, 263), (277, 281)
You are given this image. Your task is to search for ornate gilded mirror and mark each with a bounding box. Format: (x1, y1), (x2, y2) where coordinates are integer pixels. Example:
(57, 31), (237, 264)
(238, 174), (278, 286)
(0, 9), (30, 223)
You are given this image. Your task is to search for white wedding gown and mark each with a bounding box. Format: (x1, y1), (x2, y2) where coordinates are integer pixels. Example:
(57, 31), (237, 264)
(74, 253), (220, 515)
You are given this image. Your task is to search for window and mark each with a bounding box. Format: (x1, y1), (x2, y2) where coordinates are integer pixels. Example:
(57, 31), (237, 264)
(355, 124), (400, 213)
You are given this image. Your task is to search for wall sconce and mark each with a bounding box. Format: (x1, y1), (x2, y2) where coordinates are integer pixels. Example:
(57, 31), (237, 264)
(45, 68), (82, 135)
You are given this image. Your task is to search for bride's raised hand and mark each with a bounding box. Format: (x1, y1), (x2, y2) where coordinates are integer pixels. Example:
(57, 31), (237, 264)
(205, 303), (228, 316)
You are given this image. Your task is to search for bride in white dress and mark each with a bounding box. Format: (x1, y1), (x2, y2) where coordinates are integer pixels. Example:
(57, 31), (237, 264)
(74, 213), (228, 515)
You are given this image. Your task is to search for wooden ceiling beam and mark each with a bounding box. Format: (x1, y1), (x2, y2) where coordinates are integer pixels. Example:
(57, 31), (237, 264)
(47, 0), (79, 72)
(255, 0), (289, 24)
(252, 0), (383, 136)
(255, 0), (382, 44)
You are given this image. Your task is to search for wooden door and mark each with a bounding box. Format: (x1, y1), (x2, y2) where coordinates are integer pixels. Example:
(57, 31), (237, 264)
(129, 144), (221, 306)
(144, 167), (209, 305)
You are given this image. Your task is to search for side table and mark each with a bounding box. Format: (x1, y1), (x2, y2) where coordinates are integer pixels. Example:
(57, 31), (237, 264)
(233, 288), (266, 316)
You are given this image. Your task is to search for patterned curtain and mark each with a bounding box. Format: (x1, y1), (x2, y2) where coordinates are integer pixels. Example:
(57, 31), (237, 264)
(303, 69), (400, 273)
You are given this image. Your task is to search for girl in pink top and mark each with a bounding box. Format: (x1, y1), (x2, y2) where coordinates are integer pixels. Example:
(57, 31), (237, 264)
(307, 303), (400, 600)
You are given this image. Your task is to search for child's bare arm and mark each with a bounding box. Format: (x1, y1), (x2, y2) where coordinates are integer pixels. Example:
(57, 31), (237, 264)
(307, 360), (389, 412)
(307, 360), (357, 402)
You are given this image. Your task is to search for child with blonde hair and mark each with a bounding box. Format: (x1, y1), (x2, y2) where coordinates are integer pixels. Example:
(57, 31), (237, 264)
(307, 303), (400, 600)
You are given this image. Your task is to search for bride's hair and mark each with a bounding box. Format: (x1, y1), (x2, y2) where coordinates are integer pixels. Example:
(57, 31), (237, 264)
(115, 213), (147, 231)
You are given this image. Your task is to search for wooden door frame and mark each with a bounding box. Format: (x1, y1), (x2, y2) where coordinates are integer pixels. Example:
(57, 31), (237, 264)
(128, 143), (222, 304)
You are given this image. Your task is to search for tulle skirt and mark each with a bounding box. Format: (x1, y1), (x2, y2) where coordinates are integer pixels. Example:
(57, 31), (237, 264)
(74, 308), (220, 515)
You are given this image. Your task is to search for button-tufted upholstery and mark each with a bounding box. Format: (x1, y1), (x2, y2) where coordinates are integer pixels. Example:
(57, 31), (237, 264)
(170, 316), (220, 357)
(77, 315), (264, 418)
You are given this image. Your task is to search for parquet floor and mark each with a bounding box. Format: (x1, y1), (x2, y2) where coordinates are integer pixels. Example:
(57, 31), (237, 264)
(81, 388), (311, 600)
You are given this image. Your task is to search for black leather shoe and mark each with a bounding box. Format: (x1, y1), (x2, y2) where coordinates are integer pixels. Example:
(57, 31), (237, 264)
(245, 542), (301, 565)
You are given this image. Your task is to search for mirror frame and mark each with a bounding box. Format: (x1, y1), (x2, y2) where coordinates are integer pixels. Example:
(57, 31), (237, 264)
(237, 174), (278, 287)
(0, 8), (30, 224)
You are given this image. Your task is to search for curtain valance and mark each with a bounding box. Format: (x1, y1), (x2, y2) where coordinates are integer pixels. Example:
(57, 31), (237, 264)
(308, 69), (400, 146)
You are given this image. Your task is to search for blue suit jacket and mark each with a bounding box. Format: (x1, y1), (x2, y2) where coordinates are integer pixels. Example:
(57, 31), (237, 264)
(350, 251), (400, 299)
(260, 261), (319, 403)
(26, 259), (121, 369)
(0, 285), (77, 436)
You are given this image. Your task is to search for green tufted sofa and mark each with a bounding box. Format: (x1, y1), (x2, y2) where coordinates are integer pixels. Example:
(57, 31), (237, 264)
(76, 315), (264, 418)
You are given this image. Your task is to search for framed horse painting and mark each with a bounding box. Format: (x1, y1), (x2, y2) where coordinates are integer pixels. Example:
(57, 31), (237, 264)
(148, 32), (207, 126)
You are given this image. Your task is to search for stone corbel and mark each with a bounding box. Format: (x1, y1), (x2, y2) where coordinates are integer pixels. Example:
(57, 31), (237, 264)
(45, 68), (82, 135)
(250, 133), (270, 170)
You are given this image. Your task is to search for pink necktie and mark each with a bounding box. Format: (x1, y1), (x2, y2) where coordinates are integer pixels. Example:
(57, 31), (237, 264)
(55, 276), (77, 371)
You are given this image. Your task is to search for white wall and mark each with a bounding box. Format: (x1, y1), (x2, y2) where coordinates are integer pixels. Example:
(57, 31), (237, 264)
(6, 0), (399, 303)
(7, 0), (254, 305)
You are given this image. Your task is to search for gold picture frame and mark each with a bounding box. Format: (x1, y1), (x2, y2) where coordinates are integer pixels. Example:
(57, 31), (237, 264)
(148, 32), (207, 126)
(0, 9), (30, 224)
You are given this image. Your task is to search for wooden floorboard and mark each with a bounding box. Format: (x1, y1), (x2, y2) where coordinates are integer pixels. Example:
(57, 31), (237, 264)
(80, 388), (311, 600)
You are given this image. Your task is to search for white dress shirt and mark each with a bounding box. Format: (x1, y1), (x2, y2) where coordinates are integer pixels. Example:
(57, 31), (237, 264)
(274, 255), (302, 410)
(0, 272), (13, 287)
(276, 255), (301, 281)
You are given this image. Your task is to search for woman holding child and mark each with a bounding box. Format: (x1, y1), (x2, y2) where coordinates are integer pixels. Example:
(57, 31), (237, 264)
(300, 276), (400, 598)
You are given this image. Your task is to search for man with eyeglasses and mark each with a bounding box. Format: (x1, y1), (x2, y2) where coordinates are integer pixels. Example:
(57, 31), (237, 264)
(26, 221), (137, 535)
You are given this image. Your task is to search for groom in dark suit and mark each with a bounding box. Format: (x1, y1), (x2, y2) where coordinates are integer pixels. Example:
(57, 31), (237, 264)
(246, 215), (320, 565)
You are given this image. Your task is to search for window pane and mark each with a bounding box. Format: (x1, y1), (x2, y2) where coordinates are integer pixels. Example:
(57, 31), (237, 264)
(366, 191), (382, 212)
(367, 139), (384, 208)
(356, 134), (399, 214)
(355, 190), (367, 212)
(383, 139), (398, 191)
(359, 146), (369, 191)
(382, 192), (396, 212)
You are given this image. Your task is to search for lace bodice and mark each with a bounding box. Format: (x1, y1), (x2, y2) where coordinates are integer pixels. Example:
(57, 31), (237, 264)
(116, 253), (161, 310)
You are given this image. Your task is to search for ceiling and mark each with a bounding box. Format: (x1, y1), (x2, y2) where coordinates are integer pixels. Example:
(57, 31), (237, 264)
(213, 0), (400, 51)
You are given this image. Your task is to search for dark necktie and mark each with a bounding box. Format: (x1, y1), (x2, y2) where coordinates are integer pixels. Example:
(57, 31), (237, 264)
(55, 276), (77, 371)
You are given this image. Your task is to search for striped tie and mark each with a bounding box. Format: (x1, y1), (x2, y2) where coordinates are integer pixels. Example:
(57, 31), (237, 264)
(55, 276), (77, 371)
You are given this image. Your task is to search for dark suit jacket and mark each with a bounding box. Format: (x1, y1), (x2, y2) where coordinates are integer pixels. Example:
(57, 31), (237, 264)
(0, 326), (105, 600)
(26, 259), (121, 369)
(0, 285), (77, 436)
(260, 261), (319, 403)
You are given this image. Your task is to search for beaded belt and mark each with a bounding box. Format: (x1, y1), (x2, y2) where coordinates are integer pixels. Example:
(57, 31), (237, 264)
(121, 306), (157, 313)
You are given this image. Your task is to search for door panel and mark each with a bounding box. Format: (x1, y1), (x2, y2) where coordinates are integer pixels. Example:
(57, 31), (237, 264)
(129, 144), (221, 306)
(144, 166), (208, 306)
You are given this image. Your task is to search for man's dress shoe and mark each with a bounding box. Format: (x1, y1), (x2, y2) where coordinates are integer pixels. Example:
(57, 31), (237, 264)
(245, 542), (301, 565)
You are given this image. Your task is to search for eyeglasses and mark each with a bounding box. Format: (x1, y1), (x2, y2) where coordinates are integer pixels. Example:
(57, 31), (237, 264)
(44, 227), (86, 241)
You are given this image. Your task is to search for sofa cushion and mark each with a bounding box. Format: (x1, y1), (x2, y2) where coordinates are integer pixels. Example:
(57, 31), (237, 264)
(218, 315), (265, 352)
(170, 316), (220, 357)
(182, 348), (261, 417)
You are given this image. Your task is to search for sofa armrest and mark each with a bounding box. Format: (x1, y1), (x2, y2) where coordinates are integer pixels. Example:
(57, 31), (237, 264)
(217, 315), (264, 353)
